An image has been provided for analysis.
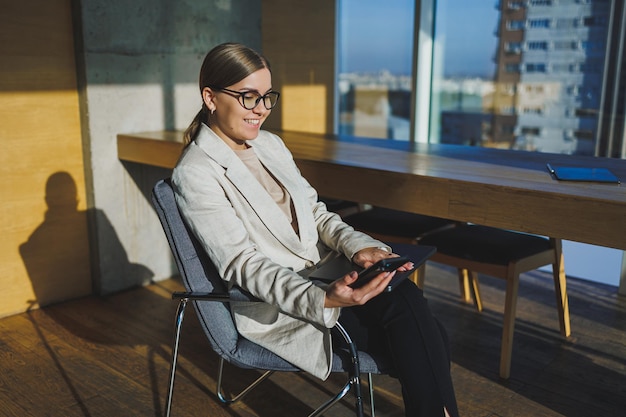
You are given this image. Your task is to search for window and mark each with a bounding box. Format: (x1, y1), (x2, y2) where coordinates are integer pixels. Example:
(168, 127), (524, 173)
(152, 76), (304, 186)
(508, 1), (526, 9)
(337, 0), (624, 156)
(527, 41), (549, 50)
(556, 18), (578, 29)
(575, 108), (598, 117)
(583, 16), (607, 27)
(529, 19), (551, 28)
(523, 107), (544, 114)
(574, 129), (594, 140)
(505, 42), (523, 54)
(554, 40), (578, 50)
(551, 63), (572, 72)
(505, 64), (521, 73)
(425, 0), (616, 155)
(507, 20), (526, 30)
(336, 0), (625, 286)
(525, 63), (547, 72)
(521, 126), (541, 135)
(337, 0), (414, 140)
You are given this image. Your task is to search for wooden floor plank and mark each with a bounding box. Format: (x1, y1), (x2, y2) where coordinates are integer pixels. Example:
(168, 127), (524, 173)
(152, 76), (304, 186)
(0, 262), (624, 416)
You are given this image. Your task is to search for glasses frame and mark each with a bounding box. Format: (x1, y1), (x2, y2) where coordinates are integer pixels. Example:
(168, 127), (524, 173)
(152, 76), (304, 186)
(209, 86), (280, 110)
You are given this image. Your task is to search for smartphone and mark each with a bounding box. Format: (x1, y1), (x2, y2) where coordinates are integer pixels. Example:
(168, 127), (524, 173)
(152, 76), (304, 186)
(348, 256), (410, 289)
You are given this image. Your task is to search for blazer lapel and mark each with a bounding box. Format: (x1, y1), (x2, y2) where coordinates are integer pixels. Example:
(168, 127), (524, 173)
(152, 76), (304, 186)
(195, 126), (309, 257)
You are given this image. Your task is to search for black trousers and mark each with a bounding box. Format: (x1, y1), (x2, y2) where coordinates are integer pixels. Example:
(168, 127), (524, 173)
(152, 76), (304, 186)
(336, 280), (459, 417)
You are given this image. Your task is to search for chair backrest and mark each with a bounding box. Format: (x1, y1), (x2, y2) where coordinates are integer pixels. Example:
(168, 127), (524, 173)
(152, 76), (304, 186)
(151, 179), (240, 357)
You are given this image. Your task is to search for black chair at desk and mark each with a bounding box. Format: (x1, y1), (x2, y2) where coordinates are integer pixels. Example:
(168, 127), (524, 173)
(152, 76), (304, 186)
(331, 202), (570, 379)
(419, 225), (570, 379)
(323, 202), (458, 285)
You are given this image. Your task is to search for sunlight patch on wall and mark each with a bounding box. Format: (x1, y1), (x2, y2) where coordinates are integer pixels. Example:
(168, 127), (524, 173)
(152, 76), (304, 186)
(280, 85), (327, 134)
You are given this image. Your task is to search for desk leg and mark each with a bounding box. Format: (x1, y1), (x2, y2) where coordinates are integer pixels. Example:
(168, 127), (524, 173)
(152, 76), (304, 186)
(617, 251), (626, 295)
(550, 238), (571, 338)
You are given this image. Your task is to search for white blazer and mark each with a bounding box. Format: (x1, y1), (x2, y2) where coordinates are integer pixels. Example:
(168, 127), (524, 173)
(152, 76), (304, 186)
(172, 125), (386, 379)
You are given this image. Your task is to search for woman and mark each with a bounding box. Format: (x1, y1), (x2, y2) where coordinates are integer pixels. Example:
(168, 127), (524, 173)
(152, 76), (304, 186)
(172, 42), (458, 417)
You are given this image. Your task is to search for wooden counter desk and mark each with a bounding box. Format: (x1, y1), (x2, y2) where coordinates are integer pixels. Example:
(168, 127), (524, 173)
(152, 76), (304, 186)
(118, 130), (626, 251)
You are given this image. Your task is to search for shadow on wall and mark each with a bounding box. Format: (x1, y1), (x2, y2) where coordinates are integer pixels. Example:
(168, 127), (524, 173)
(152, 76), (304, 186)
(19, 171), (153, 308)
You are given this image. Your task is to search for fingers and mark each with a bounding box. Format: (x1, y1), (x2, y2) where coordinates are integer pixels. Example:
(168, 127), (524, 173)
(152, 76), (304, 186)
(343, 270), (359, 285)
(355, 247), (399, 268)
(353, 270), (395, 301)
(325, 270), (394, 308)
(371, 270), (395, 291)
(396, 261), (415, 272)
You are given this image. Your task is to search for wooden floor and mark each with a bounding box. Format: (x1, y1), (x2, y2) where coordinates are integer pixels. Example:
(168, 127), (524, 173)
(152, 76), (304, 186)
(1, 262), (624, 417)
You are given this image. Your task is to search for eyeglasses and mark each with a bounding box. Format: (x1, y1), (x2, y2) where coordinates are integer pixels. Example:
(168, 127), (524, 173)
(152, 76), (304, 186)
(210, 86), (280, 110)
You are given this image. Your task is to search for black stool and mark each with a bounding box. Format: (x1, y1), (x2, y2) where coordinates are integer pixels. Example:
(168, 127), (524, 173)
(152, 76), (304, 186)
(419, 224), (571, 378)
(343, 207), (457, 244)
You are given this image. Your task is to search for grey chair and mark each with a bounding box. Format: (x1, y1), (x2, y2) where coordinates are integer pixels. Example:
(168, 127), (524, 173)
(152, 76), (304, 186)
(151, 179), (393, 417)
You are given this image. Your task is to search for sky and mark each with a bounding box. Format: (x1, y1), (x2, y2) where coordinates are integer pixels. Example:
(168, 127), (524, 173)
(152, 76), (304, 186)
(339, 0), (500, 78)
(339, 0), (415, 74)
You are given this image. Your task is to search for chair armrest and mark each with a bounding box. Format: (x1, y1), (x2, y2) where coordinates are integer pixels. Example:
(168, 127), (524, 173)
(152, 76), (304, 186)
(172, 287), (261, 303)
(172, 291), (230, 302)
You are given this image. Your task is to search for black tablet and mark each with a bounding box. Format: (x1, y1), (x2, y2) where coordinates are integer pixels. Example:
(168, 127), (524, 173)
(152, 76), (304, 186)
(308, 245), (436, 292)
(348, 256), (411, 289)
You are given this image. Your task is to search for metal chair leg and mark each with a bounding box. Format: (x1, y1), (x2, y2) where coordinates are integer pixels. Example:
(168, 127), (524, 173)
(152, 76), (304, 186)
(165, 298), (188, 417)
(166, 300), (368, 417)
(310, 322), (365, 417)
(368, 373), (376, 417)
(216, 358), (275, 404)
(308, 378), (355, 417)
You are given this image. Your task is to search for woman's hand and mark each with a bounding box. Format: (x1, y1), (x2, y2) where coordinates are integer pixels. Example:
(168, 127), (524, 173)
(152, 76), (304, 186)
(323, 247), (414, 308)
(324, 270), (395, 308)
(352, 247), (414, 272)
(352, 247), (396, 268)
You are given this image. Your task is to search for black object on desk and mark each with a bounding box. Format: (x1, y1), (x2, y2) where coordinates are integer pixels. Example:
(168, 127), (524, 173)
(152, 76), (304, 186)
(546, 163), (620, 184)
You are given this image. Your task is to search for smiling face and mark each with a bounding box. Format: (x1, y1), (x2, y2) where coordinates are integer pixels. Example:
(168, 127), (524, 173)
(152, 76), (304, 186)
(202, 68), (273, 150)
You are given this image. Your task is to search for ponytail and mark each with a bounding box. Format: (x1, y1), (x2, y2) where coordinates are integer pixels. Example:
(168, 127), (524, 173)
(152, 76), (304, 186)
(183, 106), (207, 148)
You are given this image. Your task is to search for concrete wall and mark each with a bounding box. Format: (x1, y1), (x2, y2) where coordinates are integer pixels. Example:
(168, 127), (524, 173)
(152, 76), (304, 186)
(75, 0), (262, 294)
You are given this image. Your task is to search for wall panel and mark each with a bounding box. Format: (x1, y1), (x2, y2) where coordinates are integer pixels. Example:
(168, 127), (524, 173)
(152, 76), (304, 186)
(262, 0), (336, 134)
(0, 0), (90, 317)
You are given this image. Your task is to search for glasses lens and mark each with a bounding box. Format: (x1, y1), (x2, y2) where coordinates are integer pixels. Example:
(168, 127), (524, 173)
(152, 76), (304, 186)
(240, 92), (260, 110)
(236, 90), (280, 110)
(263, 92), (280, 109)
